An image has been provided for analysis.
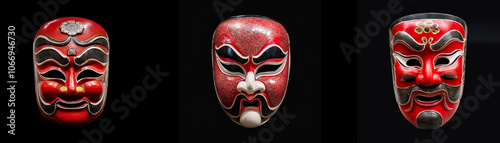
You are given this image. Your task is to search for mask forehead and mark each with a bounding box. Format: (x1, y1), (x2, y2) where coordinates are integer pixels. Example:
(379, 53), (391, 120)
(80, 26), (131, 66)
(213, 16), (289, 56)
(34, 17), (109, 54)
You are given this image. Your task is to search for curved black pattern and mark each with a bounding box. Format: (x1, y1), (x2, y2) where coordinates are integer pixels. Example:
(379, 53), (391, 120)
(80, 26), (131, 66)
(34, 35), (71, 49)
(223, 94), (276, 118)
(430, 30), (465, 51)
(75, 48), (109, 65)
(253, 46), (287, 63)
(391, 31), (425, 51)
(216, 45), (248, 64)
(35, 48), (69, 65)
(73, 35), (109, 49)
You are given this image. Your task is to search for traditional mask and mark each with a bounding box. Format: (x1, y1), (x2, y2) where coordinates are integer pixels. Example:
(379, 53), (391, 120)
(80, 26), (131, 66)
(212, 15), (290, 128)
(33, 17), (110, 126)
(389, 13), (466, 130)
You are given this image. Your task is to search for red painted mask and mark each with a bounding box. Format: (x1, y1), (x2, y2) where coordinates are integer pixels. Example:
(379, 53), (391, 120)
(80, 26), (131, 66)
(389, 13), (466, 130)
(33, 17), (109, 126)
(212, 15), (290, 128)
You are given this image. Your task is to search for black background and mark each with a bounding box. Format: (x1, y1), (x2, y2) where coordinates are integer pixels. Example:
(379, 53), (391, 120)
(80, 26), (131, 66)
(4, 0), (325, 143)
(4, 1), (178, 142)
(178, 0), (322, 142)
(10, 0), (500, 143)
(357, 0), (500, 142)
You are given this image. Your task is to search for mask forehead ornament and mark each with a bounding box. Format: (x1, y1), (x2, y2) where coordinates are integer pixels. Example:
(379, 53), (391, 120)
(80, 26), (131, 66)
(389, 13), (466, 130)
(212, 15), (290, 128)
(33, 17), (110, 126)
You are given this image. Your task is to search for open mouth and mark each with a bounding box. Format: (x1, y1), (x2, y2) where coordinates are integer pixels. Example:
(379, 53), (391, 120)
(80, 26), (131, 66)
(57, 100), (88, 109)
(242, 100), (259, 108)
(415, 92), (443, 106)
(416, 95), (442, 102)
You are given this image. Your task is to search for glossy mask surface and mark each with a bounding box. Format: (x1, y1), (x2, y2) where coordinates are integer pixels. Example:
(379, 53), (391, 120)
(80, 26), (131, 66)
(389, 13), (466, 130)
(33, 17), (109, 126)
(212, 15), (290, 128)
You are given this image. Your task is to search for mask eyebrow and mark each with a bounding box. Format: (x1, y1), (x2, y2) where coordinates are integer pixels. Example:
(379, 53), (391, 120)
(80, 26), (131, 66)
(252, 45), (287, 64)
(391, 31), (425, 51)
(73, 35), (109, 50)
(34, 47), (69, 66)
(215, 44), (248, 64)
(430, 30), (465, 51)
(33, 35), (71, 50)
(74, 47), (109, 66)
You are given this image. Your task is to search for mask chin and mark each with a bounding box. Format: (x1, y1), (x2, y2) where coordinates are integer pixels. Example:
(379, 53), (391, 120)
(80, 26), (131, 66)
(239, 110), (262, 128)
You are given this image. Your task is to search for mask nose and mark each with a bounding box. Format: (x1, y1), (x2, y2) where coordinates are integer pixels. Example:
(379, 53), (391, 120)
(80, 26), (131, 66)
(237, 72), (265, 94)
(416, 60), (441, 87)
(57, 66), (85, 100)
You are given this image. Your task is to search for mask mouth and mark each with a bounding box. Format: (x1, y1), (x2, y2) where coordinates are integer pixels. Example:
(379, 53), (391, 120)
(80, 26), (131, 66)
(416, 94), (442, 102)
(242, 100), (259, 108)
(221, 94), (276, 118)
(415, 92), (444, 106)
(57, 100), (88, 110)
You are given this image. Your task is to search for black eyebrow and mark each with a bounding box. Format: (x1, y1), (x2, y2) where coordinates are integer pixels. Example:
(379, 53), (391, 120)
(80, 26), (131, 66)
(33, 35), (71, 49)
(391, 31), (425, 51)
(73, 35), (109, 50)
(430, 30), (465, 51)
(74, 47), (109, 65)
(216, 45), (248, 64)
(34, 48), (69, 66)
(252, 46), (287, 63)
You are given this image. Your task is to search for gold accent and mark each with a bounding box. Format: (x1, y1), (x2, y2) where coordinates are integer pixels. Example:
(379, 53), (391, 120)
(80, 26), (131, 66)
(76, 86), (84, 93)
(414, 20), (440, 34)
(415, 27), (424, 34)
(59, 86), (68, 93)
(421, 37), (434, 45)
(67, 48), (77, 56)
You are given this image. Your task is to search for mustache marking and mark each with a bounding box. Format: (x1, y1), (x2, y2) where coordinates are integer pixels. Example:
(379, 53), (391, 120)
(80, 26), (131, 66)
(37, 84), (106, 116)
(395, 84), (462, 112)
(222, 94), (276, 119)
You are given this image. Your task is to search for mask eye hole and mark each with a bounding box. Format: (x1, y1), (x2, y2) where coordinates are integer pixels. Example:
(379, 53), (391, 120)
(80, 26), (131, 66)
(77, 69), (103, 81)
(393, 52), (421, 69)
(406, 59), (421, 67)
(221, 64), (245, 74)
(435, 57), (450, 66)
(434, 49), (463, 67)
(40, 69), (66, 81)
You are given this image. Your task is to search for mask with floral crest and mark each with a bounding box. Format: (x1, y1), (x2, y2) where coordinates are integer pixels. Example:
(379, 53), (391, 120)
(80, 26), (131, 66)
(33, 17), (109, 126)
(389, 13), (466, 130)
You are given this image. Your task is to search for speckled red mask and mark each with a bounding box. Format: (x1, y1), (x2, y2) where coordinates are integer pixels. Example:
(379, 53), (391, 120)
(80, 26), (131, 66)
(33, 17), (109, 126)
(212, 15), (290, 128)
(389, 13), (466, 130)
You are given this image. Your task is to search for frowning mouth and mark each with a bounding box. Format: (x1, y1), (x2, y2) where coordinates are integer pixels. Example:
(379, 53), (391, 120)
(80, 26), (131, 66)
(242, 100), (260, 108)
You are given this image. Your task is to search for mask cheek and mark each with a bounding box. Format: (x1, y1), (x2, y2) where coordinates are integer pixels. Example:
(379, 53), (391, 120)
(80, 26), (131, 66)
(258, 72), (288, 108)
(82, 80), (104, 103)
(39, 80), (62, 104)
(214, 68), (242, 108)
(393, 64), (420, 88)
